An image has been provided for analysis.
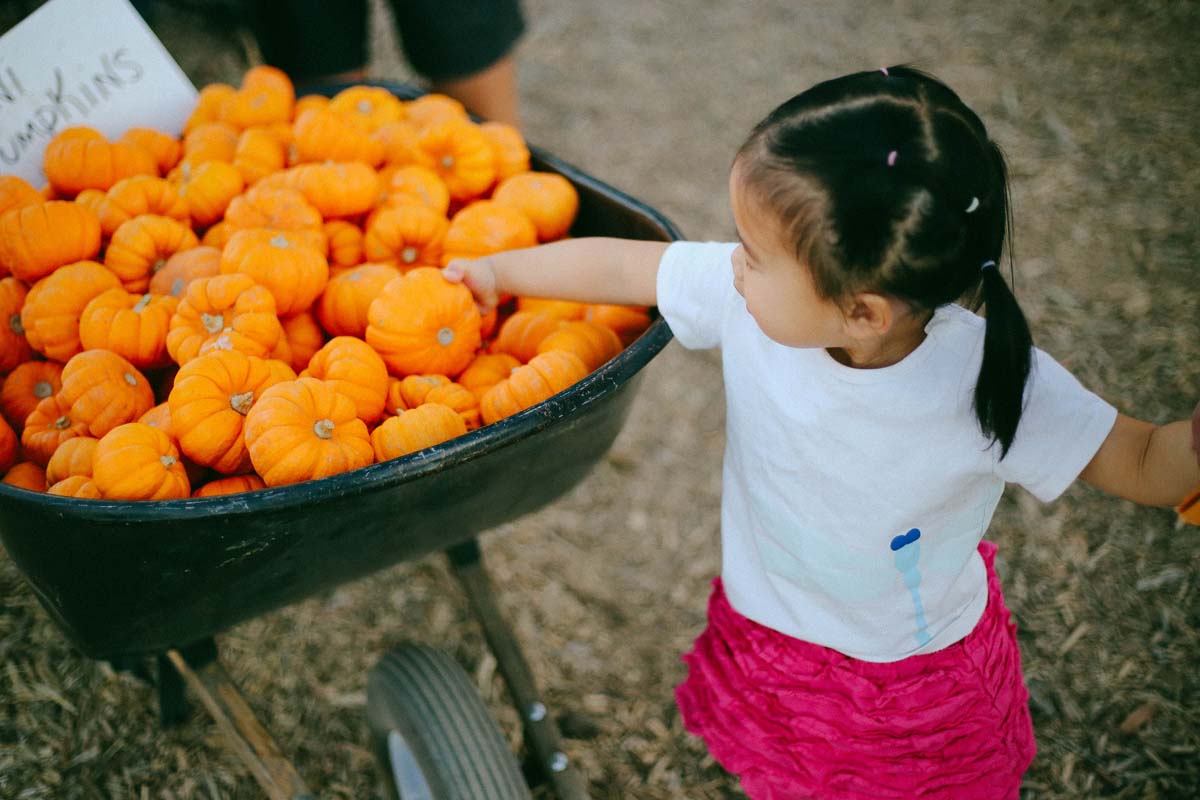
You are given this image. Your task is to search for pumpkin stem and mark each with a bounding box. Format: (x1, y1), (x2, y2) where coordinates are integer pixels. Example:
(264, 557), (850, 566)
(151, 258), (167, 274)
(201, 312), (225, 333)
(269, 234), (290, 248)
(401, 246), (419, 264)
(229, 391), (254, 415)
(123, 372), (138, 387)
(440, 155), (455, 169)
(53, 415), (71, 430)
(356, 99), (372, 114)
(436, 327), (455, 347)
(160, 454), (177, 469)
(170, 278), (186, 297)
(33, 380), (53, 399)
(313, 418), (335, 439)
(9, 313), (23, 335)
(133, 293), (153, 313)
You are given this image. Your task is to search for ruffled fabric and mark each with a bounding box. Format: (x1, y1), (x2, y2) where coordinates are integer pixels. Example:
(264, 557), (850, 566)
(675, 541), (1035, 800)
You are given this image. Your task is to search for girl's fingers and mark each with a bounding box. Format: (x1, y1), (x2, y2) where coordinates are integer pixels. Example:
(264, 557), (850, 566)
(442, 261), (467, 282)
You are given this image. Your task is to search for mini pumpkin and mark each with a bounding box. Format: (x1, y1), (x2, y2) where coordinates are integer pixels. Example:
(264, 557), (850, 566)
(1, 361), (63, 432)
(0, 200), (102, 282)
(193, 473), (266, 497)
(92, 422), (190, 500)
(535, 319), (622, 371)
(47, 475), (102, 498)
(169, 350), (285, 473)
(149, 246), (222, 298)
(43, 127), (157, 195)
(219, 80), (294, 130)
(415, 119), (496, 202)
(3, 461), (47, 492)
(300, 337), (389, 423)
(440, 200), (537, 265)
(366, 267), (482, 377)
(45, 435), (99, 484)
(328, 85), (404, 131)
(376, 164), (450, 217)
(166, 273), (283, 365)
(277, 311), (326, 372)
(119, 127), (183, 174)
(0, 277), (33, 372)
(181, 122), (240, 168)
(0, 175), (42, 217)
(317, 263), (402, 338)
(224, 185), (323, 233)
(423, 382), (481, 429)
(176, 161), (245, 227)
(490, 311), (563, 363)
(363, 204), (449, 269)
(262, 162), (380, 219)
(243, 377), (374, 487)
(371, 403), (467, 462)
(479, 122), (531, 184)
(293, 107), (385, 167)
(219, 228), (329, 315)
(324, 220), (365, 270)
(21, 393), (89, 466)
(0, 414), (16, 474)
(405, 94), (469, 130)
(517, 297), (588, 320)
(138, 402), (174, 437)
(98, 176), (190, 236)
(584, 304), (653, 345)
(104, 214), (201, 292)
(233, 127), (288, 184)
(457, 352), (520, 400)
(185, 84), (237, 133)
(492, 172), (579, 242)
(74, 188), (108, 221)
(59, 349), (155, 439)
(373, 121), (423, 167)
(479, 350), (588, 425)
(79, 288), (179, 368)
(397, 374), (451, 409)
(20, 260), (122, 362)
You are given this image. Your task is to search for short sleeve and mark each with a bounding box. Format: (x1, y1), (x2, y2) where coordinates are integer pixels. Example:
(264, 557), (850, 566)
(995, 348), (1118, 502)
(655, 241), (739, 350)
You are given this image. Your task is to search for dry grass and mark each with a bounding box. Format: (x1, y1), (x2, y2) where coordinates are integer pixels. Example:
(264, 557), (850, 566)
(2, 0), (1198, 798)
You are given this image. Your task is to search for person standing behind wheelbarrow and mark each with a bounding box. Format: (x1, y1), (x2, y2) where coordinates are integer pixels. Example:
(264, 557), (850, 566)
(442, 67), (1200, 799)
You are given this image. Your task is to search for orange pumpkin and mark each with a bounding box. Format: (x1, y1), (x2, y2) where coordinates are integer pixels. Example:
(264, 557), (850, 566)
(93, 422), (190, 500)
(74, 188), (108, 221)
(363, 204), (448, 269)
(480, 350), (588, 425)
(59, 349), (155, 439)
(241, 65), (296, 99)
(535, 319), (622, 371)
(374, 121), (423, 167)
(20, 260), (122, 362)
(371, 403), (467, 461)
(176, 161), (245, 227)
(490, 311), (562, 363)
(300, 336), (389, 423)
(278, 310), (326, 372)
(415, 119), (496, 202)
(104, 214), (201, 292)
(376, 164), (450, 219)
(47, 474), (102, 498)
(479, 121), (530, 183)
(262, 162), (380, 219)
(0, 361), (63, 432)
(397, 374), (451, 409)
(185, 84), (237, 133)
(517, 297), (588, 321)
(324, 220), (365, 270)
(201, 220), (237, 248)
(224, 185), (323, 232)
(457, 352), (520, 400)
(0, 200), (102, 282)
(181, 122), (240, 167)
(584, 304), (653, 345)
(149, 245), (222, 298)
(366, 267), (482, 377)
(0, 413), (16, 474)
(79, 288), (179, 368)
(193, 473), (266, 497)
(405, 94), (470, 130)
(0, 278), (33, 372)
(293, 107), (385, 166)
(98, 176), (190, 237)
(3, 461), (47, 492)
(119, 127), (183, 174)
(294, 94), (330, 118)
(43, 127), (157, 195)
(138, 402), (174, 437)
(233, 127), (288, 185)
(220, 80), (294, 130)
(384, 377), (409, 415)
(21, 394), (88, 466)
(424, 382), (481, 429)
(45, 435), (99, 484)
(169, 350), (285, 473)
(0, 175), (42, 217)
(328, 85), (404, 131)
(317, 263), (401, 338)
(219, 228), (329, 315)
(440, 200), (537, 265)
(243, 377), (373, 486)
(166, 273), (283, 365)
(492, 172), (579, 242)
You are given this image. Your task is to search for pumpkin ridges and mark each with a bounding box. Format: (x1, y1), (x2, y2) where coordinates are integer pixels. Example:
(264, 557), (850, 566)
(104, 214), (201, 292)
(365, 268), (482, 377)
(44, 435), (99, 484)
(0, 201), (103, 283)
(300, 337), (389, 423)
(0, 277), (33, 372)
(58, 350), (156, 439)
(92, 422), (190, 500)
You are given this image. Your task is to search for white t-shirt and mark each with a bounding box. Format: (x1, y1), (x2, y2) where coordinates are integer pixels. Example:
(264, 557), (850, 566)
(657, 241), (1118, 662)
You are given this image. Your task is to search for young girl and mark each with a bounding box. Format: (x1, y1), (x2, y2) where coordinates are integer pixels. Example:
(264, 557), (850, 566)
(442, 67), (1200, 799)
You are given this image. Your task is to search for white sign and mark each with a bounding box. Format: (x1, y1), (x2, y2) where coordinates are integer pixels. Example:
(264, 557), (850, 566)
(0, 0), (198, 185)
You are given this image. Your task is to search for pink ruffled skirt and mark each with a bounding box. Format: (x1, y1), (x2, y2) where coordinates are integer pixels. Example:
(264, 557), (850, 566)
(675, 541), (1035, 799)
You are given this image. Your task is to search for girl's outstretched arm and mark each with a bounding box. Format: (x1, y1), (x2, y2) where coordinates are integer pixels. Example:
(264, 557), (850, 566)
(442, 237), (667, 313)
(1079, 411), (1200, 507)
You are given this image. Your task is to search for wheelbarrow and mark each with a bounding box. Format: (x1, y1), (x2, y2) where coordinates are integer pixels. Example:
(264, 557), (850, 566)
(0, 81), (680, 800)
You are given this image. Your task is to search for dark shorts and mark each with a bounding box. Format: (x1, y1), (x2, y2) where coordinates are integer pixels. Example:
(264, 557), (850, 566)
(245, 0), (525, 82)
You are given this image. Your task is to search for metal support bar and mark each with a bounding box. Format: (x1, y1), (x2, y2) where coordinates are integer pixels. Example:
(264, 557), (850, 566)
(446, 539), (591, 800)
(165, 647), (314, 800)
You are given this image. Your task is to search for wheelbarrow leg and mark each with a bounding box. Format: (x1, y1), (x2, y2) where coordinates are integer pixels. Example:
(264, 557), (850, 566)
(446, 539), (591, 800)
(166, 644), (314, 800)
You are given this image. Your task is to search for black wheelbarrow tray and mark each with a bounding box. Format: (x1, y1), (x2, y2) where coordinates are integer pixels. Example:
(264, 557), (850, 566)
(0, 81), (680, 800)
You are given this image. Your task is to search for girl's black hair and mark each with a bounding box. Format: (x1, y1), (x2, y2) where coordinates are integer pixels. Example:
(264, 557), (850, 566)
(737, 66), (1032, 458)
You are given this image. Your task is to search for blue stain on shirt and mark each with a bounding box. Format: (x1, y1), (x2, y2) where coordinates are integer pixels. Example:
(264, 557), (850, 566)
(891, 528), (932, 647)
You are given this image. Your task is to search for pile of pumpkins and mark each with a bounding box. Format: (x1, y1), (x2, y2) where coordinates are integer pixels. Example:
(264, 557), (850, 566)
(0, 66), (651, 501)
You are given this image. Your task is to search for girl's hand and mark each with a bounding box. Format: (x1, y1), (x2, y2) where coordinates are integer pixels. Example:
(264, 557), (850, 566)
(442, 258), (500, 314)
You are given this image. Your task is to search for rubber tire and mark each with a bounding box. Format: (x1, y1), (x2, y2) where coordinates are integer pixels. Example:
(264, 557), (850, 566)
(367, 643), (531, 800)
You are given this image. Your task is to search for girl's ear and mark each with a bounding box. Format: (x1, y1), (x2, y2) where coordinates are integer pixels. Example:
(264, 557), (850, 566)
(843, 292), (896, 337)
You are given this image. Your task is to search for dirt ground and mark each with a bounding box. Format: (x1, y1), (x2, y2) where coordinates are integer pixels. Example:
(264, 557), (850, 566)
(1, 0), (1198, 798)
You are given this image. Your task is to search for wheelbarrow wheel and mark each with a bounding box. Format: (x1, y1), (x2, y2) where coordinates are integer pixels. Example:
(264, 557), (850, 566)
(367, 642), (532, 800)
